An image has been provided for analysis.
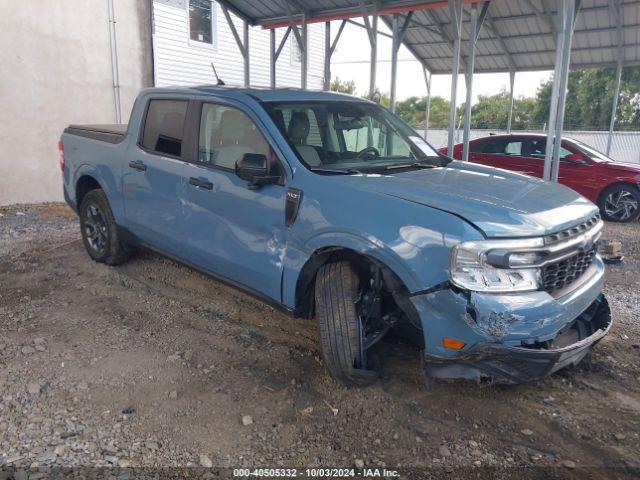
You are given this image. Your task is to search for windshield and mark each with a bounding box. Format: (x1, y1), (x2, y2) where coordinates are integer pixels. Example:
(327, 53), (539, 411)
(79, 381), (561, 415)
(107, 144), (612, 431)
(262, 101), (448, 173)
(570, 139), (614, 162)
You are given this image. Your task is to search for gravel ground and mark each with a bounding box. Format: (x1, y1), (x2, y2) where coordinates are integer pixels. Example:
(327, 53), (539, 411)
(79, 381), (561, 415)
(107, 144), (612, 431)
(0, 203), (639, 478)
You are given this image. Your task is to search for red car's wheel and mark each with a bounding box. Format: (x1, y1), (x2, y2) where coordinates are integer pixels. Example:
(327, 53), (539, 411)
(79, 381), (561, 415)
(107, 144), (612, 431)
(599, 184), (640, 223)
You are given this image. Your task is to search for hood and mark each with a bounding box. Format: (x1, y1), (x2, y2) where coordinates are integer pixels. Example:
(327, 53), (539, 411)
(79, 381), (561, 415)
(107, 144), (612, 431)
(332, 161), (599, 238)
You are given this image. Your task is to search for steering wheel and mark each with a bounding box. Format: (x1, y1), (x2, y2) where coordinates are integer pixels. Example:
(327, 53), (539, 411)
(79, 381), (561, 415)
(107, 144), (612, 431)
(357, 146), (380, 159)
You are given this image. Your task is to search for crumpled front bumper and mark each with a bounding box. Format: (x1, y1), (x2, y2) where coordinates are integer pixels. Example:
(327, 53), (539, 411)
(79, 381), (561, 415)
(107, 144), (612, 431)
(423, 294), (612, 384)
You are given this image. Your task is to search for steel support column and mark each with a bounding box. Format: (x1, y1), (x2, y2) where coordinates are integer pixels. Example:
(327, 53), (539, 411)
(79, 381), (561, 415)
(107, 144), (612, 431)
(544, 0), (580, 182)
(390, 12), (413, 112)
(462, 2), (489, 162)
(391, 15), (400, 111)
(301, 13), (308, 89)
(270, 28), (276, 89)
(281, 0), (308, 89)
(243, 21), (250, 87)
(447, 0), (463, 156)
(324, 22), (331, 90)
(607, 55), (623, 155)
(221, 4), (250, 87)
(423, 66), (432, 140)
(358, 1), (378, 98)
(323, 20), (347, 92)
(506, 70), (515, 133)
(607, 1), (624, 155)
(270, 26), (292, 89)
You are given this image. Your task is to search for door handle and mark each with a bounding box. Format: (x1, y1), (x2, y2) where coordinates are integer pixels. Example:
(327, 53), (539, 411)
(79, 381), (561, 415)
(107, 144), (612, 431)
(188, 177), (213, 190)
(128, 160), (147, 171)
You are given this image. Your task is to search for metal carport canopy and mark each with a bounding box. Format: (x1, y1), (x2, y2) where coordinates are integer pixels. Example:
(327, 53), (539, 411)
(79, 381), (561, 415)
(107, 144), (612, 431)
(217, 0), (639, 183)
(218, 0), (640, 73)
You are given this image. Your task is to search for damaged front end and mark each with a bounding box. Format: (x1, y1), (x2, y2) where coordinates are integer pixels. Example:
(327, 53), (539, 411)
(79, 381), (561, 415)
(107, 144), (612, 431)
(410, 213), (612, 384)
(423, 294), (611, 383)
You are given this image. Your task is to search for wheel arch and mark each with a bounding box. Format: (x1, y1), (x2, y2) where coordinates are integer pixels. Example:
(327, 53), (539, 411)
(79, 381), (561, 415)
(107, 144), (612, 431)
(75, 174), (104, 208)
(293, 245), (421, 329)
(596, 181), (640, 206)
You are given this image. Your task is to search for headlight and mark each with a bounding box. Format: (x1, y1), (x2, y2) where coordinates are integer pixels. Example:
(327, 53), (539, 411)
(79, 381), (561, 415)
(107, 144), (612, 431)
(450, 239), (544, 293)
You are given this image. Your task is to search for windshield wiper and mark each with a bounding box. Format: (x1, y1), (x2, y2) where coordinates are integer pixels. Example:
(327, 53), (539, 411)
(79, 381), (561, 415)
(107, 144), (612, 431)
(384, 162), (437, 171)
(310, 167), (362, 175)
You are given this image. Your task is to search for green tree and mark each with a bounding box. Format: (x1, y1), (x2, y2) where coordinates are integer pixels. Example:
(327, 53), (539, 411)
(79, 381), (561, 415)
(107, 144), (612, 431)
(393, 95), (451, 128)
(330, 77), (357, 95)
(531, 66), (640, 130)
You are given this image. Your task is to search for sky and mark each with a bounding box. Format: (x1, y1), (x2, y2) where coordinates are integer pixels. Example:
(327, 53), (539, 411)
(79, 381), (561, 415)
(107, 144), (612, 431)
(330, 20), (553, 105)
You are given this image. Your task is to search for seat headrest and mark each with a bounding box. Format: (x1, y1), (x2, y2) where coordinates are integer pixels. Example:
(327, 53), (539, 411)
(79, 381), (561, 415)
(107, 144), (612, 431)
(161, 112), (185, 139)
(216, 109), (253, 145)
(288, 111), (310, 145)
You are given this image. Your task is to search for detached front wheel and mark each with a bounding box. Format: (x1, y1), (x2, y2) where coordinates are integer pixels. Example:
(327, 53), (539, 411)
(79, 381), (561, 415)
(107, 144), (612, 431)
(315, 261), (381, 387)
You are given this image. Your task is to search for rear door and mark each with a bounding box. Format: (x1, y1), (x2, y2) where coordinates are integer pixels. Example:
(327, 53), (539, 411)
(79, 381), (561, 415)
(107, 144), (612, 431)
(180, 100), (289, 302)
(122, 97), (190, 255)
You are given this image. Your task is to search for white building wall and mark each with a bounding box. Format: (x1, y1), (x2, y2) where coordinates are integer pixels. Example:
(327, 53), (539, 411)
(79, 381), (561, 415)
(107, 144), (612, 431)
(152, 0), (325, 89)
(0, 0), (152, 206)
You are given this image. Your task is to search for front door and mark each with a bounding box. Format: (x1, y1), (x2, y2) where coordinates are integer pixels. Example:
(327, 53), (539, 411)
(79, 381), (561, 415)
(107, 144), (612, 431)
(122, 98), (189, 255)
(181, 101), (288, 302)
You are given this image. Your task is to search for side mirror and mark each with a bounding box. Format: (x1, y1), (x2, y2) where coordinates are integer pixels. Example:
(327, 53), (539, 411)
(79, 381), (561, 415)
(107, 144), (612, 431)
(235, 153), (281, 189)
(563, 152), (586, 164)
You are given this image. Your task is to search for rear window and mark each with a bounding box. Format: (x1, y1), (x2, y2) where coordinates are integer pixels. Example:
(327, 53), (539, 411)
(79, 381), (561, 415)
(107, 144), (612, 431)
(141, 100), (188, 157)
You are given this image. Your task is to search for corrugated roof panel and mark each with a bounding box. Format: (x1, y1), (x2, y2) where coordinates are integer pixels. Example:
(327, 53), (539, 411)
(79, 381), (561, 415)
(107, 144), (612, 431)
(220, 0), (640, 73)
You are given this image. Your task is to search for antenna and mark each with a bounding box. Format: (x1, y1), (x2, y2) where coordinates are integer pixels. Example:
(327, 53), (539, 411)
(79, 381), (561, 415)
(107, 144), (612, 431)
(210, 62), (225, 86)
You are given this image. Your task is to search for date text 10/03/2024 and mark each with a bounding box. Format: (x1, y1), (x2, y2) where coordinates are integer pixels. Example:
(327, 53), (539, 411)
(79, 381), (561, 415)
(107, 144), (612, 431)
(233, 468), (400, 478)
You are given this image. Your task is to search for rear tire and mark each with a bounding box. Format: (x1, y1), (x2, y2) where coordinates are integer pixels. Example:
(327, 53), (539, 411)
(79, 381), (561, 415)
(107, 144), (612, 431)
(598, 184), (640, 223)
(314, 261), (378, 387)
(79, 189), (134, 265)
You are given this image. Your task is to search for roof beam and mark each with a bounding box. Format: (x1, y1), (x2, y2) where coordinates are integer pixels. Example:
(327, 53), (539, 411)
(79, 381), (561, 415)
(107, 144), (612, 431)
(216, 0), (255, 25)
(404, 23), (640, 45)
(482, 12), (516, 70)
(403, 1), (634, 31)
(421, 7), (467, 70)
(379, 14), (439, 75)
(417, 42), (635, 61)
(523, 0), (557, 36)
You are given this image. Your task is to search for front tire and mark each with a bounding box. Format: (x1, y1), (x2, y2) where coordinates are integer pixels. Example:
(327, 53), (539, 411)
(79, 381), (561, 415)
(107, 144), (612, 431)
(598, 184), (640, 223)
(79, 189), (134, 265)
(314, 261), (378, 387)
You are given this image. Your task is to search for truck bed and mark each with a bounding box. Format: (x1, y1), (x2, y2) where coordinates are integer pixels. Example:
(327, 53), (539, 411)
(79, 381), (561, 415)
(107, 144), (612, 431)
(64, 124), (128, 144)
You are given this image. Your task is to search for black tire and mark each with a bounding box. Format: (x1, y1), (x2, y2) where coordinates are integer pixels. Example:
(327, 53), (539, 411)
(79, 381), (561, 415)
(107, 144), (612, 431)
(598, 184), (640, 223)
(79, 189), (134, 265)
(314, 261), (378, 387)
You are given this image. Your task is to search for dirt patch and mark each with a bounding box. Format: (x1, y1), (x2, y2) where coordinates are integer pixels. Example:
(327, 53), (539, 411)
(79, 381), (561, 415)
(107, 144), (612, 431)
(1, 204), (639, 475)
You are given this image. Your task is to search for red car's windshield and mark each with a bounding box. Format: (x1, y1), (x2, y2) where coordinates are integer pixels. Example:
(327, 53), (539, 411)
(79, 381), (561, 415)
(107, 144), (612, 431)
(569, 139), (614, 163)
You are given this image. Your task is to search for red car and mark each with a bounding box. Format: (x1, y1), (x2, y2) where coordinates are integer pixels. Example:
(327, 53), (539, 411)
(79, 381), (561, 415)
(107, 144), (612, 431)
(441, 134), (640, 222)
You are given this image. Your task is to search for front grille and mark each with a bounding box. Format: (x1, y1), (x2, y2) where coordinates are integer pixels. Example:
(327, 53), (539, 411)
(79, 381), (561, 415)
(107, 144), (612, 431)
(541, 244), (598, 293)
(544, 214), (601, 246)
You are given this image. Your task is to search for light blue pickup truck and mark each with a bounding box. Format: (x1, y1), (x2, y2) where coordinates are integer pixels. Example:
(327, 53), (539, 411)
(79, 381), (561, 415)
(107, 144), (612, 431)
(60, 87), (611, 385)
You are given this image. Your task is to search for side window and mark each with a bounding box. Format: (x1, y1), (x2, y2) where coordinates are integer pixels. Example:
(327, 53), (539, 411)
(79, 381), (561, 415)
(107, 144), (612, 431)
(469, 141), (485, 153)
(482, 139), (506, 154)
(141, 100), (188, 157)
(529, 139), (573, 159)
(198, 103), (270, 169)
(504, 140), (523, 156)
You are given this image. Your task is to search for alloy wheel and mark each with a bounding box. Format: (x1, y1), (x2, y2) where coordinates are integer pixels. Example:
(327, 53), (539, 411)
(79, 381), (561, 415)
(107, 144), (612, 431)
(84, 204), (109, 253)
(604, 189), (639, 221)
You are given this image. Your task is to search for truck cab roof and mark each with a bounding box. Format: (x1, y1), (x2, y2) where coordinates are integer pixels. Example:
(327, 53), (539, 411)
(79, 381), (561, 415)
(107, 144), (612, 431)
(140, 85), (370, 104)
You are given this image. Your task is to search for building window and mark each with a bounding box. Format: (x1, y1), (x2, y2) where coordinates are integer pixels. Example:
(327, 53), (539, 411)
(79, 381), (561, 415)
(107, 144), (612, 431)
(189, 0), (216, 45)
